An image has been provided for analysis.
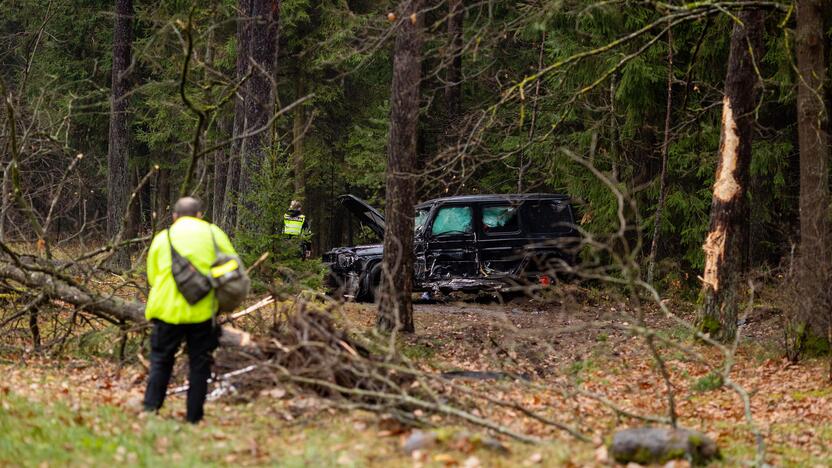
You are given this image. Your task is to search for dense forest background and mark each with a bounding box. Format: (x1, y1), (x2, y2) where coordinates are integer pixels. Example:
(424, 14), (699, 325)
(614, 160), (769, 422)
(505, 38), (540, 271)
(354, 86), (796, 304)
(1, 0), (829, 336)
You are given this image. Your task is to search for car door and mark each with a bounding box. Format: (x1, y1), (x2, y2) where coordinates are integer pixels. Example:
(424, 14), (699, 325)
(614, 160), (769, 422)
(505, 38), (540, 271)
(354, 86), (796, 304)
(520, 199), (579, 272)
(476, 202), (526, 276)
(424, 204), (478, 279)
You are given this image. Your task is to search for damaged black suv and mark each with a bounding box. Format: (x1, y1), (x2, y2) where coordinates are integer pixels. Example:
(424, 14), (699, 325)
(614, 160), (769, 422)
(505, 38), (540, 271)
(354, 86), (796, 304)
(323, 193), (579, 302)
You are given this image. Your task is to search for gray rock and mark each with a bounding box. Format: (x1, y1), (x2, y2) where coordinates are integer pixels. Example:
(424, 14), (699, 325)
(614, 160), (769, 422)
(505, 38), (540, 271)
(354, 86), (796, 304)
(402, 430), (437, 454)
(609, 427), (720, 466)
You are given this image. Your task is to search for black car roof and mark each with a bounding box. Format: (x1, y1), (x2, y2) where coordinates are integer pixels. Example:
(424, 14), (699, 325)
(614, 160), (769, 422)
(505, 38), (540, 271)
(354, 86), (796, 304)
(415, 193), (569, 209)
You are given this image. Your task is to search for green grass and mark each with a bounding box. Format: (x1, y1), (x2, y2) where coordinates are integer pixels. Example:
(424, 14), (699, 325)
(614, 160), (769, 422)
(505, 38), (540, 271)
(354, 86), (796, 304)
(400, 342), (437, 361)
(566, 358), (599, 384)
(691, 372), (723, 392)
(0, 392), (215, 466)
(0, 389), (400, 467)
(3, 388), (577, 467)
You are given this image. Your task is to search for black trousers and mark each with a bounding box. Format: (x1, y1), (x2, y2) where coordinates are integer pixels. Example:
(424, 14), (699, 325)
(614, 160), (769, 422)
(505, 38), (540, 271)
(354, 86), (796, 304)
(143, 319), (219, 423)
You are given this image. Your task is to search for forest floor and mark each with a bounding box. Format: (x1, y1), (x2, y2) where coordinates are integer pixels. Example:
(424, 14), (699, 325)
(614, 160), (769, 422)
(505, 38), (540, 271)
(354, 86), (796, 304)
(1, 288), (831, 467)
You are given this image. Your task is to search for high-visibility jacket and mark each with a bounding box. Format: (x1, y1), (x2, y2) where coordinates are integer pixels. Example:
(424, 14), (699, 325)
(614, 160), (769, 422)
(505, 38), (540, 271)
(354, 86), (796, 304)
(283, 213), (306, 236)
(145, 216), (237, 324)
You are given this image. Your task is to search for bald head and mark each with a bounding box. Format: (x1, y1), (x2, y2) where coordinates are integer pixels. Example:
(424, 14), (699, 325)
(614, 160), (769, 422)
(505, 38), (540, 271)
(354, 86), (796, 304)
(173, 197), (203, 220)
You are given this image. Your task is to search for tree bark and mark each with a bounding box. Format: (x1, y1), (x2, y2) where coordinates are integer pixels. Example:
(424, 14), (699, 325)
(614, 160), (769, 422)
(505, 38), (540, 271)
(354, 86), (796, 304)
(106, 0), (133, 270)
(377, 0), (424, 334)
(698, 8), (765, 341)
(795, 0), (830, 337)
(236, 0), (279, 232)
(221, 0), (253, 231)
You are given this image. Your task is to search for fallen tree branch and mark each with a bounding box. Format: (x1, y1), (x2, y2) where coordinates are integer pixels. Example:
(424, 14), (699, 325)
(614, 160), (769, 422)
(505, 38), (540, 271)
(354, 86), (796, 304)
(0, 259), (255, 349)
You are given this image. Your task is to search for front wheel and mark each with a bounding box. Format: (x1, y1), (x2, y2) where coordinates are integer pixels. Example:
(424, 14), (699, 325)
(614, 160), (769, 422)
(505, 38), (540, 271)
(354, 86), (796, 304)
(357, 262), (382, 303)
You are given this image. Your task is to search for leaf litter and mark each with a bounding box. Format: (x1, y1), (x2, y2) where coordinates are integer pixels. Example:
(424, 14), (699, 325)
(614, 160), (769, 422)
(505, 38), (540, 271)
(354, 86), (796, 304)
(1, 290), (831, 466)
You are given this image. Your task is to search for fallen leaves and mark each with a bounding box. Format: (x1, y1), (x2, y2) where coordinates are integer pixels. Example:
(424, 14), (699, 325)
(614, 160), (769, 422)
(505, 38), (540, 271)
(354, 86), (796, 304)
(3, 294), (832, 466)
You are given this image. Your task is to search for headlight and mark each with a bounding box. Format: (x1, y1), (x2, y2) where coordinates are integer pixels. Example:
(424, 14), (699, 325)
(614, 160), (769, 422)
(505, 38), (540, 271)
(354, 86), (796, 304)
(337, 253), (355, 268)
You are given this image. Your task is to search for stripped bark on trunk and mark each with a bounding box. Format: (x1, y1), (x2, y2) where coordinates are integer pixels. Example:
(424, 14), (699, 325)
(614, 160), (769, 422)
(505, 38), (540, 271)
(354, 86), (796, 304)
(377, 0), (424, 334)
(699, 8), (765, 341)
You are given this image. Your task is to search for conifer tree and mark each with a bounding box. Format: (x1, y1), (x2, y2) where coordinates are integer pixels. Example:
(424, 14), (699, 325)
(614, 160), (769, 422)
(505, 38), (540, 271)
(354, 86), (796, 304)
(795, 0), (830, 350)
(106, 0), (134, 270)
(377, 0), (424, 334)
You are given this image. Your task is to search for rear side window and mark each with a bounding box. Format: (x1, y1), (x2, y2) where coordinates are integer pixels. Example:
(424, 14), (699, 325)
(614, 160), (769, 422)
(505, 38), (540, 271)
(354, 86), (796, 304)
(523, 201), (573, 234)
(415, 208), (430, 233)
(431, 206), (473, 235)
(482, 205), (520, 234)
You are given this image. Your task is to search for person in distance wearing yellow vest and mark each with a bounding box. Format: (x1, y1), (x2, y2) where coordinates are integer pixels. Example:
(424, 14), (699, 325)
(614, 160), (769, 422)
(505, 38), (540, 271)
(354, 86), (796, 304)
(143, 197), (238, 423)
(283, 199), (310, 259)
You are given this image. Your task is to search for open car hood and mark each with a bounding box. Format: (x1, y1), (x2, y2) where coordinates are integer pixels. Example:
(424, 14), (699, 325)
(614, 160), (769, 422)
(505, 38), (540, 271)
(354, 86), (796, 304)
(338, 195), (385, 238)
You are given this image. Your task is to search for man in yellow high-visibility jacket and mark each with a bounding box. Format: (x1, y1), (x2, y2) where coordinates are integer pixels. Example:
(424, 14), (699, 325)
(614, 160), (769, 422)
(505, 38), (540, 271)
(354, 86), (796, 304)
(283, 199), (310, 258)
(143, 197), (237, 423)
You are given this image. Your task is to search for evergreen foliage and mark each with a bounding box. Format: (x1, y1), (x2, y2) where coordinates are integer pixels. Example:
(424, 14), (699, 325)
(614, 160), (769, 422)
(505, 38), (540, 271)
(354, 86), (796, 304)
(0, 0), (826, 294)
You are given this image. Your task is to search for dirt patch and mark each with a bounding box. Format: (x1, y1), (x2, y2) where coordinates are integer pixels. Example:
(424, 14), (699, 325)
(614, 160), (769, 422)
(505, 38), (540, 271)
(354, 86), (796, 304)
(341, 293), (691, 377)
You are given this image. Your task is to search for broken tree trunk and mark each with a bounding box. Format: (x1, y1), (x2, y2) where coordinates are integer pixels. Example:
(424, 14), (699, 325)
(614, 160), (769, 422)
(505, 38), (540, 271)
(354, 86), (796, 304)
(698, 7), (764, 342)
(0, 259), (254, 349)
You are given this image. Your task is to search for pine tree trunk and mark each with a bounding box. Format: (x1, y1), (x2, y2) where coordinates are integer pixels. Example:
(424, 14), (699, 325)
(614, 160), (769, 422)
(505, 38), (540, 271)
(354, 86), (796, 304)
(795, 0), (830, 336)
(377, 0), (424, 334)
(699, 7), (765, 341)
(106, 0), (133, 270)
(237, 0), (279, 232)
(221, 0), (253, 231)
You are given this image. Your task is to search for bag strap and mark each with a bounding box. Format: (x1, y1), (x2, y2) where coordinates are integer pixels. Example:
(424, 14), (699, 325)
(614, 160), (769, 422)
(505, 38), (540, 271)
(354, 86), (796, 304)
(166, 229), (177, 258)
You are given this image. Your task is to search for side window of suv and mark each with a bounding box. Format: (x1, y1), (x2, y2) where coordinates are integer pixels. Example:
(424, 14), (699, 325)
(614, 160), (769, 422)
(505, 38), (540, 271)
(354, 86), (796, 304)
(524, 200), (573, 234)
(481, 205), (520, 234)
(431, 206), (473, 236)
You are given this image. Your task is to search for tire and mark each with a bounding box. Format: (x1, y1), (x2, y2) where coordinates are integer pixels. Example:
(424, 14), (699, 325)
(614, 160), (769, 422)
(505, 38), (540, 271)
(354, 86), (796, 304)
(357, 262), (382, 303)
(325, 272), (346, 299)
